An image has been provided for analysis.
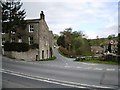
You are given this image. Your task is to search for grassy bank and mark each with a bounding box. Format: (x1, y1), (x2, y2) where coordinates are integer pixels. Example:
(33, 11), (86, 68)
(74, 59), (118, 65)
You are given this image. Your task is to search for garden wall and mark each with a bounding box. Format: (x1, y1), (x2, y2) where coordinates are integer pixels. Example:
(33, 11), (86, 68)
(4, 49), (38, 61)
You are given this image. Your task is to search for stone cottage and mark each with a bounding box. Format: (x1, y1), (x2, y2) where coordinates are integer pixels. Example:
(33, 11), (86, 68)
(2, 11), (54, 60)
(91, 46), (104, 54)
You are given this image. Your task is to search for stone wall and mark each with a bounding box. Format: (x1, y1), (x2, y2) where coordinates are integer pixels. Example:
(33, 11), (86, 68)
(4, 49), (38, 61)
(38, 18), (51, 60)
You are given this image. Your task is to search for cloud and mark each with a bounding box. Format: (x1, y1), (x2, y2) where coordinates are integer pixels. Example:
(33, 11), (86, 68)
(97, 23), (118, 38)
(22, 0), (119, 2)
(22, 0), (118, 39)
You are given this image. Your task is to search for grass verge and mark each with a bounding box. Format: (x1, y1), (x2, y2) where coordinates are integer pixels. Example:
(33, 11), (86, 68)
(74, 59), (118, 65)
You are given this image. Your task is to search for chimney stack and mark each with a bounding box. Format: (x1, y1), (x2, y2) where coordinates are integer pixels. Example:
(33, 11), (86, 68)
(40, 11), (45, 20)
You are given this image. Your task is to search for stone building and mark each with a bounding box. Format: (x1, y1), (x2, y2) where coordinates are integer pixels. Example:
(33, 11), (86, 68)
(91, 46), (104, 54)
(2, 11), (54, 60)
(107, 40), (118, 53)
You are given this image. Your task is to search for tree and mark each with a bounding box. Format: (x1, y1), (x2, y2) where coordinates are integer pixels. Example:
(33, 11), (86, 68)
(108, 35), (113, 40)
(72, 31), (83, 38)
(1, 0), (26, 42)
(54, 34), (59, 40)
(57, 35), (65, 48)
(80, 38), (91, 56)
(63, 28), (72, 50)
(57, 28), (91, 56)
(72, 36), (84, 55)
(65, 27), (72, 33)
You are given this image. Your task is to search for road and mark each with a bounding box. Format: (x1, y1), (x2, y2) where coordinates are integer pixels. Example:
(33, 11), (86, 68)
(2, 48), (119, 89)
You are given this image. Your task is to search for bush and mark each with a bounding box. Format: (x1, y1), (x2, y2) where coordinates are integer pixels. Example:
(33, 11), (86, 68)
(4, 42), (29, 52)
(48, 56), (56, 60)
(30, 43), (39, 49)
(81, 52), (95, 56)
(59, 46), (70, 57)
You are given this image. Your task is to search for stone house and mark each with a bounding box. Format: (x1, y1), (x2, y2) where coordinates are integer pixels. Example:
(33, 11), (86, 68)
(109, 40), (118, 53)
(91, 46), (104, 54)
(102, 40), (118, 54)
(2, 11), (54, 60)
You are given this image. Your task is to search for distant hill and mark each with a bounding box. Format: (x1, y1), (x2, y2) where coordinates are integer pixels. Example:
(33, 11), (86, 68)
(88, 37), (118, 46)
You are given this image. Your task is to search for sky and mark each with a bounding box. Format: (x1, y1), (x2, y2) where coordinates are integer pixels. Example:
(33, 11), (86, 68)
(21, 0), (119, 39)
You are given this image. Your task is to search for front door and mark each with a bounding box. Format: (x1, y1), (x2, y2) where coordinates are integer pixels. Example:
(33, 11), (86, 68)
(42, 50), (44, 59)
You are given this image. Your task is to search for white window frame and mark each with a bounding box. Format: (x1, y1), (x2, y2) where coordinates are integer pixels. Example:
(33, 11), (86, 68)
(11, 31), (16, 34)
(2, 30), (6, 34)
(1, 39), (3, 46)
(28, 37), (30, 45)
(18, 37), (22, 43)
(18, 39), (22, 43)
(29, 25), (34, 32)
(28, 37), (33, 45)
(2, 32), (5, 34)
(2, 38), (5, 46)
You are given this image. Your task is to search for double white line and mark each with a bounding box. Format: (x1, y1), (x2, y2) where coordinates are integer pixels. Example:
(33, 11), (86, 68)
(1, 69), (115, 89)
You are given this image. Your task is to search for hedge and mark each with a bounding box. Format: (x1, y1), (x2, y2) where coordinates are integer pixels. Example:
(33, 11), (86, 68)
(29, 43), (39, 49)
(4, 42), (29, 52)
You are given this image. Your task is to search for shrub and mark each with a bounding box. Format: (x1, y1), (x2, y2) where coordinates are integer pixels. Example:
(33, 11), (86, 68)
(48, 56), (56, 60)
(59, 46), (70, 57)
(81, 52), (95, 56)
(30, 43), (39, 49)
(4, 42), (29, 52)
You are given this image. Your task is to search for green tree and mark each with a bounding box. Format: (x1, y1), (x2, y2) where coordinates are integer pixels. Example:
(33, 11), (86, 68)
(57, 35), (65, 48)
(81, 38), (91, 56)
(72, 36), (84, 55)
(57, 28), (91, 57)
(108, 35), (113, 40)
(54, 34), (59, 39)
(60, 28), (72, 50)
(1, 0), (26, 42)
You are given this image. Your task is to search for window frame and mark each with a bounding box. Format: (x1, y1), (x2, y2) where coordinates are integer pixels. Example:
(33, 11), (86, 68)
(28, 36), (34, 45)
(18, 37), (22, 43)
(29, 25), (34, 32)
(2, 38), (5, 46)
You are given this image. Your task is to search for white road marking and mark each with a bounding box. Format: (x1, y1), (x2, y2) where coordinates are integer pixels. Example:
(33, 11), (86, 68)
(77, 67), (82, 69)
(66, 63), (68, 65)
(106, 68), (115, 71)
(2, 69), (114, 89)
(82, 63), (98, 66)
(84, 67), (92, 70)
(2, 69), (86, 88)
(65, 66), (70, 68)
(93, 68), (103, 71)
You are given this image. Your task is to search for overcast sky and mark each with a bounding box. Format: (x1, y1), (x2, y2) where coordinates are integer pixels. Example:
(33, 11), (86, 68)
(21, 0), (118, 39)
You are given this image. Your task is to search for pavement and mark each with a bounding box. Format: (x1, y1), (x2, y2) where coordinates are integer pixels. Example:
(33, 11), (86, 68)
(1, 48), (119, 89)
